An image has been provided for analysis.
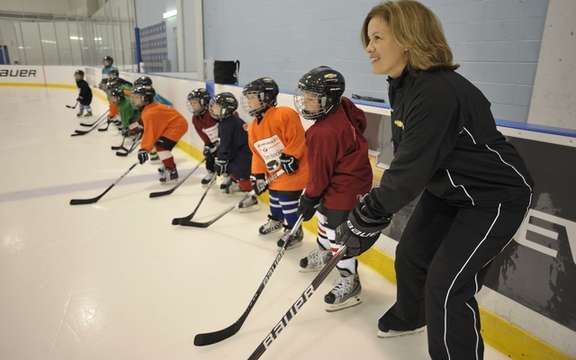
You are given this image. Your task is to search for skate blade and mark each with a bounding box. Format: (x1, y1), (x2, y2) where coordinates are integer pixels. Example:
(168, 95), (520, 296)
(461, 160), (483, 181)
(237, 204), (260, 213)
(377, 326), (425, 338)
(325, 296), (362, 312)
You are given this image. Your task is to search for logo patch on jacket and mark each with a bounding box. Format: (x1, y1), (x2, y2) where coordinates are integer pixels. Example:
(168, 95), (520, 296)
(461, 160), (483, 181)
(394, 120), (404, 129)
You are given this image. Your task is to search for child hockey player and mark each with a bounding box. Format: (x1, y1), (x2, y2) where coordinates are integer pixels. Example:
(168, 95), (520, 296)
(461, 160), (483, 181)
(134, 76), (173, 106)
(187, 88), (219, 185)
(132, 85), (189, 183)
(294, 66), (373, 311)
(243, 77), (309, 249)
(109, 86), (139, 138)
(99, 56), (119, 123)
(74, 69), (92, 117)
(209, 92), (257, 210)
(105, 70), (132, 128)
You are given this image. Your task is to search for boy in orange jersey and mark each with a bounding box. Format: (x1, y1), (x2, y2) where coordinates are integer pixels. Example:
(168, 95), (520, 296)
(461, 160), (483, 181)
(131, 85), (189, 183)
(243, 77), (309, 249)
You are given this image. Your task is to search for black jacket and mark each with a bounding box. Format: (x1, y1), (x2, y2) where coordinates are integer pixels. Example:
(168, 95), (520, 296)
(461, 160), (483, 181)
(76, 79), (92, 105)
(371, 67), (534, 215)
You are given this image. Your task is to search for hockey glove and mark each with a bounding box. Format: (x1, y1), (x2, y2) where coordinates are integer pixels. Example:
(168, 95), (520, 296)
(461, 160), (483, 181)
(279, 153), (299, 174)
(251, 173), (268, 195)
(299, 194), (321, 221)
(203, 141), (219, 158)
(335, 193), (392, 257)
(137, 149), (149, 164)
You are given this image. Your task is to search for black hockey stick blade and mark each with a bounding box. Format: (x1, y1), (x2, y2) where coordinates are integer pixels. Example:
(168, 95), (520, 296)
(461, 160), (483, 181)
(97, 122), (110, 132)
(69, 196), (103, 205)
(69, 162), (139, 206)
(71, 116), (107, 136)
(246, 246), (347, 360)
(177, 204), (236, 228)
(151, 158), (206, 199)
(177, 171), (285, 228)
(81, 111), (108, 127)
(115, 136), (141, 157)
(65, 103), (78, 109)
(193, 216), (305, 346)
(111, 145), (124, 150)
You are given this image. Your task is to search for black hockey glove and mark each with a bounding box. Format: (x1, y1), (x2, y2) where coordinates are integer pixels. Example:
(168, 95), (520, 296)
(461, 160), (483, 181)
(299, 194), (321, 221)
(251, 173), (268, 195)
(203, 141), (219, 158)
(335, 193), (392, 257)
(279, 153), (298, 174)
(137, 149), (149, 164)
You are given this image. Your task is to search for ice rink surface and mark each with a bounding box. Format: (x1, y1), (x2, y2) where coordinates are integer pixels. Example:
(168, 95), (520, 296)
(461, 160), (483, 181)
(0, 87), (509, 359)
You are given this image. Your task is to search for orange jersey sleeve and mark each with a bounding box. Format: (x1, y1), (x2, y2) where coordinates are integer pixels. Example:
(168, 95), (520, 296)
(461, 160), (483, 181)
(140, 103), (188, 151)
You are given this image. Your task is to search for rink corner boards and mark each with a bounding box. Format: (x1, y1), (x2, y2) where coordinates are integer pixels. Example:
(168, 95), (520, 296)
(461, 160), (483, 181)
(0, 82), (571, 360)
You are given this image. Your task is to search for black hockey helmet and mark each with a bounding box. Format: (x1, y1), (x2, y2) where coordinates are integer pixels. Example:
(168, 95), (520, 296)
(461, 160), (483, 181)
(209, 92), (238, 120)
(134, 75), (152, 87)
(74, 69), (84, 78)
(242, 77), (279, 117)
(295, 66), (345, 121)
(187, 88), (211, 116)
(108, 68), (119, 80)
(103, 55), (113, 66)
(132, 85), (156, 107)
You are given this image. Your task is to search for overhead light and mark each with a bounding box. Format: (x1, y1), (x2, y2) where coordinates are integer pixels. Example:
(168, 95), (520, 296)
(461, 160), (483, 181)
(163, 9), (177, 19)
(41, 40), (56, 44)
(70, 36), (83, 41)
(94, 37), (103, 41)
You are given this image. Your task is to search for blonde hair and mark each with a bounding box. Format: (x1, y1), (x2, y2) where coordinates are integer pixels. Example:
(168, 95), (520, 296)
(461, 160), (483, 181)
(361, 0), (458, 71)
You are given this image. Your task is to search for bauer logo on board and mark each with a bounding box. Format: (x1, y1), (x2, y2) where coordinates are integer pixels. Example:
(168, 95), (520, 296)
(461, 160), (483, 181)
(0, 69), (38, 78)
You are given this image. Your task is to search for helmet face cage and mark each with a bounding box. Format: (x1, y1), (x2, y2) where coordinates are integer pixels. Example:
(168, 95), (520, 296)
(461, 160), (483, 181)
(242, 78), (278, 117)
(294, 66), (345, 121)
(187, 89), (211, 116)
(131, 86), (155, 108)
(105, 78), (118, 93)
(294, 88), (326, 121)
(241, 91), (268, 118)
(110, 87), (124, 103)
(108, 69), (119, 80)
(209, 93), (238, 120)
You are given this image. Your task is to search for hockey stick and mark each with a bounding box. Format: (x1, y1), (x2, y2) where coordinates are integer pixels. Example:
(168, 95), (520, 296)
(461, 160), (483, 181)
(80, 111), (108, 127)
(178, 170), (284, 228)
(170, 174), (216, 224)
(150, 158), (206, 198)
(71, 115), (108, 136)
(97, 118), (111, 132)
(115, 133), (142, 157)
(65, 102), (78, 109)
(69, 162), (139, 205)
(111, 136), (127, 150)
(246, 246), (347, 359)
(194, 216), (305, 346)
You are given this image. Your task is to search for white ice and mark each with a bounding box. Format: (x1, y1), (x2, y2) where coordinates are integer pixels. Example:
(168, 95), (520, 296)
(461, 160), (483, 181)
(0, 88), (510, 359)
